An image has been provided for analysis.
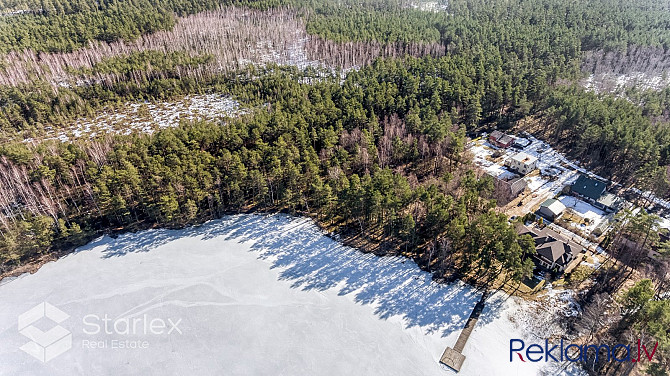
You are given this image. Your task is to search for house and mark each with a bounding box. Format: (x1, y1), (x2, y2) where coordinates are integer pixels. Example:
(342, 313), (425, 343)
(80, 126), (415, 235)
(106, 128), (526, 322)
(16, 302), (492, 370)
(492, 175), (527, 205)
(570, 175), (621, 212)
(517, 225), (583, 272)
(537, 198), (566, 221)
(506, 152), (538, 175)
(489, 130), (514, 148)
(571, 175), (606, 202)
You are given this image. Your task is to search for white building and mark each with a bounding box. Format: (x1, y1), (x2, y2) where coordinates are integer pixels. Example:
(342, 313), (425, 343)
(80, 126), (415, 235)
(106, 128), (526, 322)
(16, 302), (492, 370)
(537, 198), (566, 221)
(506, 152), (538, 175)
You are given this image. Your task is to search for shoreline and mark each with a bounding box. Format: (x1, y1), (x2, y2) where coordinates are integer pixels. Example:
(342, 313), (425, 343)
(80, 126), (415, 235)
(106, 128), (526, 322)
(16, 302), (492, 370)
(0, 210), (542, 302)
(0, 212), (580, 376)
(0, 211), (378, 282)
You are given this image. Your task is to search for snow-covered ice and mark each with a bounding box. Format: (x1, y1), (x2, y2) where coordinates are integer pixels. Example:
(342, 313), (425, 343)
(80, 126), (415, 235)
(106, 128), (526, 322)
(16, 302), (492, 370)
(0, 214), (583, 375)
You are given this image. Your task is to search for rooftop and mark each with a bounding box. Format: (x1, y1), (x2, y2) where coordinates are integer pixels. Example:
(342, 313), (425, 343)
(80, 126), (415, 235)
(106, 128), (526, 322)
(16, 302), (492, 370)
(597, 192), (621, 209)
(490, 130), (514, 145)
(499, 134), (514, 145)
(571, 174), (606, 201)
(511, 151), (538, 165)
(540, 198), (566, 216)
(517, 225), (582, 268)
(490, 130), (504, 139)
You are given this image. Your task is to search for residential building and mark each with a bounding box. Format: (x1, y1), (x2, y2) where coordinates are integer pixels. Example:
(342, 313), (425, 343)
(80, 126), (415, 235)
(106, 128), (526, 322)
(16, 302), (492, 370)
(571, 175), (606, 201)
(489, 130), (514, 148)
(537, 198), (566, 221)
(595, 192), (622, 212)
(517, 224), (583, 272)
(492, 175), (527, 206)
(570, 174), (621, 212)
(506, 151), (538, 175)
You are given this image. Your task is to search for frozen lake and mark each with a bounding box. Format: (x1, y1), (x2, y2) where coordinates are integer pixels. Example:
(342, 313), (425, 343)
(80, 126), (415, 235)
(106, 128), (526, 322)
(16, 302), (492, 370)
(0, 214), (569, 375)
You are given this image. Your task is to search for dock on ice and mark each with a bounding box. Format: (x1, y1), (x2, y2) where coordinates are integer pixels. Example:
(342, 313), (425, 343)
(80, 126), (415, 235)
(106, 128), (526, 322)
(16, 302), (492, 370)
(439, 291), (489, 372)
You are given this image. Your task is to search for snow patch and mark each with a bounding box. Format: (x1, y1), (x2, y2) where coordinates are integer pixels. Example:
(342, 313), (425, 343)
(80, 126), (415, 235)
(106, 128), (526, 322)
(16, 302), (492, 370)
(40, 94), (245, 142)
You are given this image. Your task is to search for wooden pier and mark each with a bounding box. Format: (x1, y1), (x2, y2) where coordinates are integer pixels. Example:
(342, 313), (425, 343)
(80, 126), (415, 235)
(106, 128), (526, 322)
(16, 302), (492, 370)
(439, 291), (489, 372)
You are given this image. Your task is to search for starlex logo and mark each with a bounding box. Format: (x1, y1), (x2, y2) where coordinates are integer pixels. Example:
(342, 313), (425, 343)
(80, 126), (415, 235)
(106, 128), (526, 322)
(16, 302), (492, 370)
(18, 302), (72, 362)
(510, 339), (659, 364)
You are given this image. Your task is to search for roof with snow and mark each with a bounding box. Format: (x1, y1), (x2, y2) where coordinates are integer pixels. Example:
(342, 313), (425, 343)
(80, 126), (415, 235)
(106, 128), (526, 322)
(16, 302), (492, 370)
(597, 192), (621, 209)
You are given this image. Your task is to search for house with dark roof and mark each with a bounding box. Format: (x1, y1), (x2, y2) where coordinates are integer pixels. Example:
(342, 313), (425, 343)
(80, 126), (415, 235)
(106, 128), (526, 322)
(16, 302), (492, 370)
(517, 224), (583, 272)
(570, 174), (622, 212)
(571, 175), (606, 201)
(489, 130), (514, 148)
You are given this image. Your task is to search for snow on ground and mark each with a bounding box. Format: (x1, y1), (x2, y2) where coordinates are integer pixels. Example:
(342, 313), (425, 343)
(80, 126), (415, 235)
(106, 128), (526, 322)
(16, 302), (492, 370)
(409, 1), (449, 12)
(468, 142), (497, 171)
(469, 136), (579, 222)
(461, 290), (583, 376)
(582, 72), (670, 95)
(526, 175), (547, 192)
(40, 94), (246, 142)
(469, 134), (619, 248)
(238, 37), (327, 72)
(629, 187), (670, 212)
(470, 135), (580, 197)
(661, 217), (670, 231)
(0, 214), (583, 375)
(558, 196), (606, 233)
(469, 141), (517, 179)
(507, 285), (580, 341)
(579, 254), (602, 270)
(519, 136), (580, 194)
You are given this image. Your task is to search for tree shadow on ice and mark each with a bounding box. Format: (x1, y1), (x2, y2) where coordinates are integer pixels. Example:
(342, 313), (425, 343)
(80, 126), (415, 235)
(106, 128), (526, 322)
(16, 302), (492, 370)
(90, 213), (504, 338)
(83, 227), (181, 258)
